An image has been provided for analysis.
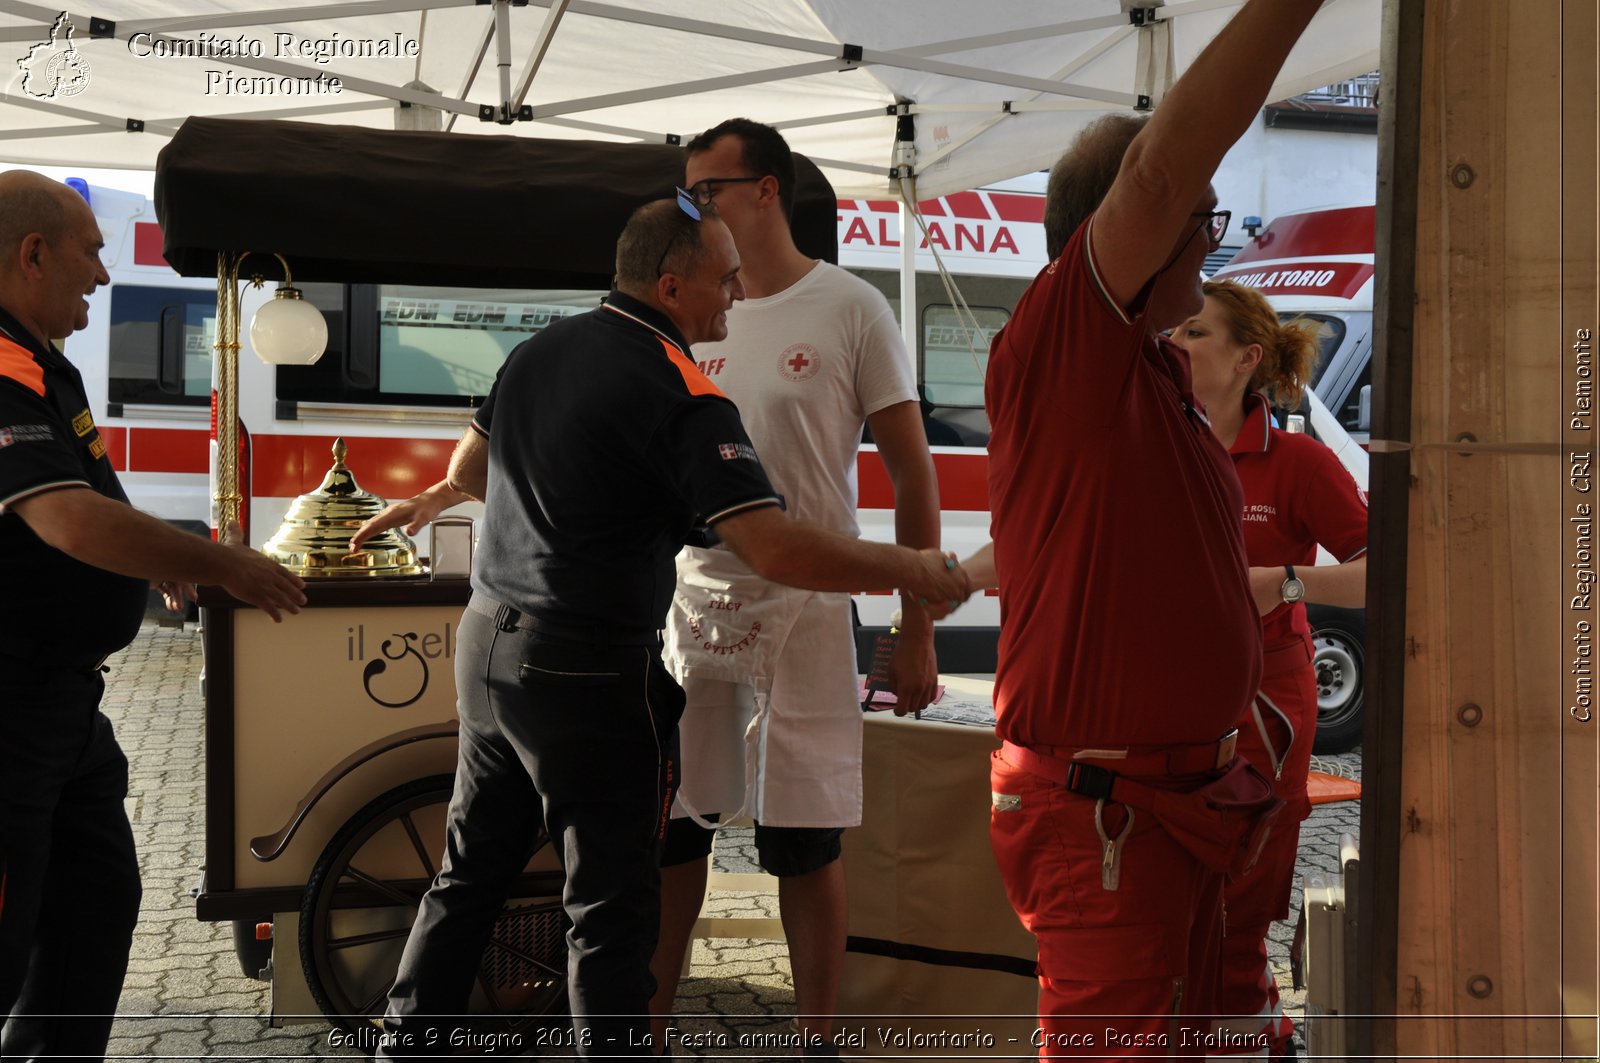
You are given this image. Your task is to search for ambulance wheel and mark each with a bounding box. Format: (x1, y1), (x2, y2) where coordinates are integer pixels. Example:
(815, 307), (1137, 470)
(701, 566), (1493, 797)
(299, 775), (570, 1036)
(1309, 606), (1365, 755)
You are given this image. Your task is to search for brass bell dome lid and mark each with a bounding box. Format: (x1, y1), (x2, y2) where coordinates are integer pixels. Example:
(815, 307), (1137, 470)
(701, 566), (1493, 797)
(263, 438), (423, 578)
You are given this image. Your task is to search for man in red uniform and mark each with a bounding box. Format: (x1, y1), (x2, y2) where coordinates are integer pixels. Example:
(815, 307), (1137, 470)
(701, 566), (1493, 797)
(983, 1), (1328, 1056)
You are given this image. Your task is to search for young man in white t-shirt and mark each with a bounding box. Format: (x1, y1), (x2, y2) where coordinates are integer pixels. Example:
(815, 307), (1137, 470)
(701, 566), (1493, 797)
(649, 119), (942, 1053)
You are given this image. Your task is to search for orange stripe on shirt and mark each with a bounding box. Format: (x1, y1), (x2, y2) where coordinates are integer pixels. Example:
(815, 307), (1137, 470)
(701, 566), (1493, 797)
(658, 337), (725, 398)
(0, 336), (44, 397)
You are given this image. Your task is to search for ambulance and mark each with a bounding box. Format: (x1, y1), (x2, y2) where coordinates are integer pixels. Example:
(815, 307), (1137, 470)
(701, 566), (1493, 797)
(66, 179), (1047, 670)
(1211, 203), (1376, 753)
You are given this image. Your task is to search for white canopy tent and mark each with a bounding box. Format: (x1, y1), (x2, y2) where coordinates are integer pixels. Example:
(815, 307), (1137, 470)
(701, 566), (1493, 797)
(0, 0), (1379, 199)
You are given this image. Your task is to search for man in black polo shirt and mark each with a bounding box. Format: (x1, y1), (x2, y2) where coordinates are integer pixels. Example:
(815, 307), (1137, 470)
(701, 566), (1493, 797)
(0, 171), (306, 1060)
(367, 198), (968, 1057)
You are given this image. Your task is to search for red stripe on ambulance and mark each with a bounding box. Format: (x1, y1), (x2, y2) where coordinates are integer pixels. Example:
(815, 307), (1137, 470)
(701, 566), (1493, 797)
(114, 426), (991, 515)
(99, 425), (129, 470)
(1224, 205), (1375, 265)
(250, 435), (458, 499)
(857, 449), (989, 512)
(133, 222), (170, 268)
(1211, 261), (1373, 300)
(130, 427), (207, 473)
(988, 192), (1045, 224)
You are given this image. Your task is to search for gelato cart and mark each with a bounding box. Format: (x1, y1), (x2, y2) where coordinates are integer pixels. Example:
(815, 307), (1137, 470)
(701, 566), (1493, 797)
(156, 116), (840, 1032)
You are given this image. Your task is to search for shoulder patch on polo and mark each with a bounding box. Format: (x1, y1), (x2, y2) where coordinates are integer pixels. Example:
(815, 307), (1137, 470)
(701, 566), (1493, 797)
(0, 336), (44, 397)
(659, 336), (725, 398)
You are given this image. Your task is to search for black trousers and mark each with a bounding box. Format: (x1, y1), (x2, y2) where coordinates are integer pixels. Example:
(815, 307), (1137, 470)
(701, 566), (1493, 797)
(0, 665), (142, 1063)
(379, 604), (682, 1058)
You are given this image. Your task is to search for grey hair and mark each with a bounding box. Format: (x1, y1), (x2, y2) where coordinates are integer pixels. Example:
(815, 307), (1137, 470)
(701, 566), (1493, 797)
(1043, 114), (1149, 261)
(614, 198), (716, 294)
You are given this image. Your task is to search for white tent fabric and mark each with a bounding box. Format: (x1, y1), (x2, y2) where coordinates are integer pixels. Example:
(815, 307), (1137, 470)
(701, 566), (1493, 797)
(0, 0), (1378, 198)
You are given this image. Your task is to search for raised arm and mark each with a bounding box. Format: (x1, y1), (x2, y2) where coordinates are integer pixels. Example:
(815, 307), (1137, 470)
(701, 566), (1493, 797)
(1093, 0), (1325, 309)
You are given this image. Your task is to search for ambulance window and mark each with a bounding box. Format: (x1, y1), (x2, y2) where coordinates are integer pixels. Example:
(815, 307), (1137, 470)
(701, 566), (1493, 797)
(106, 285), (216, 408)
(379, 287), (603, 404)
(921, 304), (1006, 408)
(1287, 313), (1348, 390)
(1340, 359), (1373, 430)
(916, 303), (1005, 448)
(277, 285), (603, 408)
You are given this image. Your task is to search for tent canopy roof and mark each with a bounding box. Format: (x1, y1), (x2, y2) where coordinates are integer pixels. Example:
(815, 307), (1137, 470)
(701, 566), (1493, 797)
(2, 0), (1379, 199)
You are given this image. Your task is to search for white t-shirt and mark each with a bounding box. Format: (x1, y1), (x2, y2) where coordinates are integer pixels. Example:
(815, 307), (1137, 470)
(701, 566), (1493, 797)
(666, 261), (918, 825)
(691, 261), (916, 539)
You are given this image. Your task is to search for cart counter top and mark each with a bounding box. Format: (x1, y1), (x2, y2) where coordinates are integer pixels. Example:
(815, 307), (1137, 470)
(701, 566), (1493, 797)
(199, 576), (472, 611)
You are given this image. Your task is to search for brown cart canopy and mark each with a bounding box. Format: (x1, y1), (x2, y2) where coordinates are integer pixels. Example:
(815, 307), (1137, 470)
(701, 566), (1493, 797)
(154, 116), (837, 289)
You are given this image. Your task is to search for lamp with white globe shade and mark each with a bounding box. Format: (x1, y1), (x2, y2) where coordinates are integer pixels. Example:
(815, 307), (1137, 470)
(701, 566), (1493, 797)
(251, 285), (328, 365)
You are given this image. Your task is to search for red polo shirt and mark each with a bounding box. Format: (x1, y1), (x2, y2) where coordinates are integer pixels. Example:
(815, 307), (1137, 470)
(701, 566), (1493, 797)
(986, 217), (1261, 749)
(1230, 393), (1369, 647)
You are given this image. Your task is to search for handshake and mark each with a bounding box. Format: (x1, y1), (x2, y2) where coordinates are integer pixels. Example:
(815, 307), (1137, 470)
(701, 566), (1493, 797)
(907, 550), (974, 620)
(350, 484), (979, 619)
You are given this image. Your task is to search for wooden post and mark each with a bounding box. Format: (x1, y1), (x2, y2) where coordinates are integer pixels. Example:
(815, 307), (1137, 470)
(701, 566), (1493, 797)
(1372, 0), (1599, 1057)
(1560, 3), (1600, 1053)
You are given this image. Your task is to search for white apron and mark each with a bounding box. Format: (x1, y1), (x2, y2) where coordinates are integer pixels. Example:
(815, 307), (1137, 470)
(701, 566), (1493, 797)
(664, 545), (863, 828)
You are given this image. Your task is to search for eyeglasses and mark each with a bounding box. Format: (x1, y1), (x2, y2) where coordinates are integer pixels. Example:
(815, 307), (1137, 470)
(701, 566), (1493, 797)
(657, 188), (704, 277)
(1191, 209), (1231, 251)
(684, 176), (762, 206)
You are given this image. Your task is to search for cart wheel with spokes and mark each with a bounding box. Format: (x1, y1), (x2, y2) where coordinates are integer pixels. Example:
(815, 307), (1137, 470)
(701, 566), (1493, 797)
(299, 774), (570, 1037)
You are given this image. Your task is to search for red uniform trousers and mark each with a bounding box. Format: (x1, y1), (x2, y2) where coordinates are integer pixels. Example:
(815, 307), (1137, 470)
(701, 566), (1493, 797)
(990, 751), (1227, 1061)
(1216, 638), (1317, 1059)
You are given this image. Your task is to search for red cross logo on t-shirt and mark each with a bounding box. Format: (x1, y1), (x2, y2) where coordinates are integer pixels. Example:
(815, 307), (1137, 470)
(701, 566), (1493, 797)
(777, 342), (820, 382)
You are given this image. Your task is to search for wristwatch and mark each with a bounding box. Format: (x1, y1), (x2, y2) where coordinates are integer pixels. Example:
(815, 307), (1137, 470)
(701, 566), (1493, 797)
(1280, 565), (1306, 605)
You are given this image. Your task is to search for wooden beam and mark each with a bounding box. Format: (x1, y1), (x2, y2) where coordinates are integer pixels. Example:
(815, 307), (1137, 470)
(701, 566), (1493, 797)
(1362, 1), (1426, 1055)
(1385, 0), (1597, 1057)
(1561, 0), (1600, 1056)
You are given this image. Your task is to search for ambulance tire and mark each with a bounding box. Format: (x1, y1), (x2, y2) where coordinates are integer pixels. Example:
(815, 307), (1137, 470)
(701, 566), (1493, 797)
(1308, 606), (1365, 755)
(300, 774), (570, 1036)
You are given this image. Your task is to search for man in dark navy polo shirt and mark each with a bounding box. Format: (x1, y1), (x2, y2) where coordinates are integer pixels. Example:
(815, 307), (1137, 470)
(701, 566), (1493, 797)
(0, 170), (306, 1062)
(365, 198), (969, 1057)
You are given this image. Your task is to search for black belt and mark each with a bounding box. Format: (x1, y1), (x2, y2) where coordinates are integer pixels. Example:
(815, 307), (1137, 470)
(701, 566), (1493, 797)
(0, 652), (113, 676)
(467, 594), (660, 647)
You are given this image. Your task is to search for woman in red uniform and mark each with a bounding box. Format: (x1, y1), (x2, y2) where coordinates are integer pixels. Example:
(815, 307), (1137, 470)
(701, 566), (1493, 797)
(1171, 279), (1368, 1058)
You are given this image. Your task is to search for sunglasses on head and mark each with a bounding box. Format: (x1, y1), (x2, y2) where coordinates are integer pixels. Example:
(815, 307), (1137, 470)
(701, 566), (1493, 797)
(674, 186), (703, 221)
(657, 188), (704, 276)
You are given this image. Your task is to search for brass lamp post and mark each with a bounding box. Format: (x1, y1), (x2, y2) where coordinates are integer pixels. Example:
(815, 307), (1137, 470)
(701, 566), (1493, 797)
(210, 252), (421, 577)
(211, 251), (328, 535)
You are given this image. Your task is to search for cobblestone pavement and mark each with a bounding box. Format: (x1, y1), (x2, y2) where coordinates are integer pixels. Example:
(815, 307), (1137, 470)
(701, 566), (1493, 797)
(97, 623), (1361, 1060)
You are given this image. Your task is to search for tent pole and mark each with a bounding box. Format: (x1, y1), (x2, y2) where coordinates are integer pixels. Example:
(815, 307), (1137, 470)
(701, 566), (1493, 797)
(898, 194), (917, 372)
(894, 107), (918, 377)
